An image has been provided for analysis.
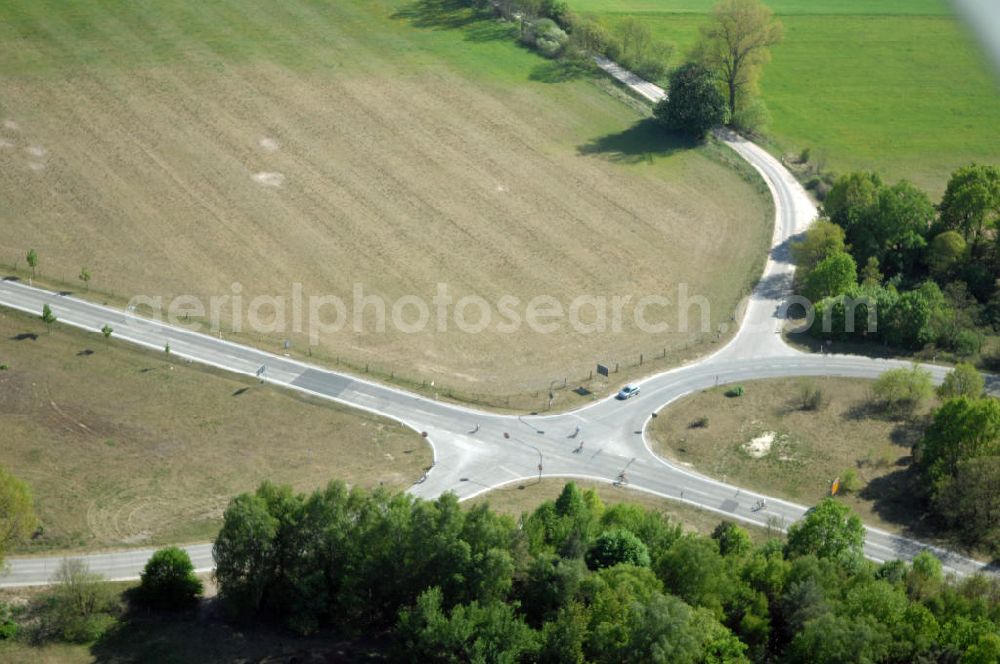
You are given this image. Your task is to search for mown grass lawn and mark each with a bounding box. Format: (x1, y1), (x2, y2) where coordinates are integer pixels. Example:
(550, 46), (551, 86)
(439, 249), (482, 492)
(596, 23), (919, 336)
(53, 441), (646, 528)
(571, 0), (1000, 194)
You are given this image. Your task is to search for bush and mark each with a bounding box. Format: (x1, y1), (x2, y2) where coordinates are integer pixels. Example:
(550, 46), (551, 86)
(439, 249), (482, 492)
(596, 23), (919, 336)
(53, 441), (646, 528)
(799, 147), (811, 163)
(725, 386), (744, 398)
(872, 365), (933, 415)
(839, 468), (861, 494)
(138, 546), (203, 610)
(938, 362), (985, 399)
(523, 18), (568, 58)
(0, 603), (18, 640)
(689, 416), (709, 429)
(36, 560), (118, 643)
(951, 329), (982, 357)
(799, 385), (824, 411)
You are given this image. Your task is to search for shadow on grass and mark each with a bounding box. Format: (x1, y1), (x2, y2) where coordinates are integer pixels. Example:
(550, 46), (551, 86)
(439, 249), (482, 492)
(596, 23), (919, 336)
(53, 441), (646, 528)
(89, 599), (390, 663)
(578, 119), (698, 164)
(859, 466), (943, 541)
(529, 58), (598, 84)
(392, 0), (514, 43)
(10, 332), (38, 341)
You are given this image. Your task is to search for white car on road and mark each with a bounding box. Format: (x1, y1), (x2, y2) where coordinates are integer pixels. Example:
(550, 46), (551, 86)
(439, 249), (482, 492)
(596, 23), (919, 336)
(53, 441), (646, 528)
(617, 384), (640, 400)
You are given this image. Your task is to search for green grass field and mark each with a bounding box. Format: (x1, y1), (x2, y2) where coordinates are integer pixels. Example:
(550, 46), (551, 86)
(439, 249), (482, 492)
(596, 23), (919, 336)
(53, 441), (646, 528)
(571, 0), (1000, 193)
(0, 0), (771, 401)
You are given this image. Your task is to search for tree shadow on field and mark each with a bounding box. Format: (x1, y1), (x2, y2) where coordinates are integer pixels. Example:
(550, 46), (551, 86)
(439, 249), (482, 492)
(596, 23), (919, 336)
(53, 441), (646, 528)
(860, 465), (943, 542)
(391, 0), (483, 30)
(529, 58), (598, 84)
(578, 119), (697, 164)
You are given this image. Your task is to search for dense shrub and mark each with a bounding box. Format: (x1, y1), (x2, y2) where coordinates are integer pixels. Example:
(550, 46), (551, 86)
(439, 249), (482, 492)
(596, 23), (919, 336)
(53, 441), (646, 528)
(34, 560), (118, 644)
(138, 546), (203, 610)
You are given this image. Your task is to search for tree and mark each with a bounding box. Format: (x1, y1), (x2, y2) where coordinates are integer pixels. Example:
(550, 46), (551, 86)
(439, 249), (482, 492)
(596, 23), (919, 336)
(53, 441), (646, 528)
(654, 62), (727, 137)
(859, 256), (883, 286)
(656, 536), (732, 614)
(693, 0), (783, 117)
(917, 396), (1000, 483)
(585, 529), (651, 569)
(939, 163), (1000, 246)
(78, 267), (91, 290)
(712, 521), (751, 557)
(786, 612), (890, 664)
(824, 172), (883, 232)
(927, 231), (968, 279)
(933, 456), (1000, 551)
(41, 303), (56, 333)
(212, 491), (279, 616)
(615, 17), (653, 66)
(138, 546), (203, 610)
(785, 498), (865, 564)
(791, 220), (846, 275)
(396, 587), (539, 663)
(0, 467), (37, 566)
(101, 324), (113, 341)
(42, 559), (117, 643)
(803, 251), (856, 302)
(871, 365), (933, 415)
(938, 363), (985, 399)
(884, 282), (948, 350)
(25, 248), (38, 280)
(865, 181), (933, 276)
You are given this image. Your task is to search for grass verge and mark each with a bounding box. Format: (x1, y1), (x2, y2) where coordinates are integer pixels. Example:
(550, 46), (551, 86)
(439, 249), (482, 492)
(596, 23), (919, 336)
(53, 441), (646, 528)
(0, 306), (430, 553)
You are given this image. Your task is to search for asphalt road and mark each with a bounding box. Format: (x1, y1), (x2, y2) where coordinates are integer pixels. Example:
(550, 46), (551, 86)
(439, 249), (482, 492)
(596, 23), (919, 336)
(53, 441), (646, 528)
(1, 63), (995, 587)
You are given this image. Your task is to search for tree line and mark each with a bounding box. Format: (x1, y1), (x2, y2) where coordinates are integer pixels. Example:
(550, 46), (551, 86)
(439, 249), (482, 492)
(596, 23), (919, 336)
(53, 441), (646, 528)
(794, 163), (1000, 359)
(451, 0), (783, 137)
(202, 480), (1000, 662)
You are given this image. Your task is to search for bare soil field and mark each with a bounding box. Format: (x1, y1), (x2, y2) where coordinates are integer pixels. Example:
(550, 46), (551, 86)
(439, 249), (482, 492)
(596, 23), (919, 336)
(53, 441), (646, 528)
(0, 0), (771, 402)
(0, 307), (429, 552)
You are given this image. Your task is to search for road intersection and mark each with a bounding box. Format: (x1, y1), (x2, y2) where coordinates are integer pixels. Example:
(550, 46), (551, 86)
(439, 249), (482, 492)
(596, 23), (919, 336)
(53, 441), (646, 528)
(1, 63), (995, 586)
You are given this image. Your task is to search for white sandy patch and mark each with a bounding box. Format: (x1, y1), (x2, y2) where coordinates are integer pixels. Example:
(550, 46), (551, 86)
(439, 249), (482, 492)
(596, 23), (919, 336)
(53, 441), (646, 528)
(743, 431), (775, 458)
(26, 145), (47, 158)
(3, 119), (20, 132)
(0, 138), (13, 149)
(259, 137), (280, 152)
(253, 171), (285, 187)
(27, 161), (46, 172)
(495, 183), (508, 193)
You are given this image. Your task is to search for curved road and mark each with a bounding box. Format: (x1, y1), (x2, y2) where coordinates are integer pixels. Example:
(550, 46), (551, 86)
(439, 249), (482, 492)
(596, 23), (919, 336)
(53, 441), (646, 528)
(1, 63), (995, 586)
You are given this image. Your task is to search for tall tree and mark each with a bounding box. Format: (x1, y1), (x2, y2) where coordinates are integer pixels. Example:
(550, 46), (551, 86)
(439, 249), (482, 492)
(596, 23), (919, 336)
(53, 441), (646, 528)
(693, 0), (783, 116)
(654, 62), (727, 137)
(939, 163), (1000, 246)
(785, 498), (865, 565)
(791, 220), (846, 275)
(803, 251), (856, 302)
